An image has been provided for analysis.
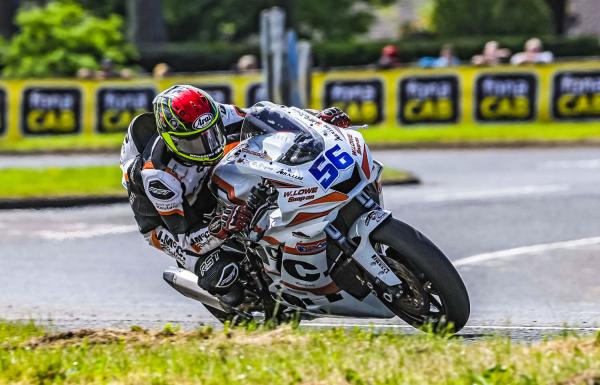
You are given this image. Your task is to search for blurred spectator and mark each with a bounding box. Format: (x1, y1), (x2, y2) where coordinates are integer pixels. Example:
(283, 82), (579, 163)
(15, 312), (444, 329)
(510, 38), (554, 65)
(377, 44), (401, 70)
(95, 58), (119, 80)
(76, 68), (93, 79)
(471, 41), (510, 66)
(418, 44), (460, 68)
(153, 63), (171, 79)
(237, 55), (258, 72)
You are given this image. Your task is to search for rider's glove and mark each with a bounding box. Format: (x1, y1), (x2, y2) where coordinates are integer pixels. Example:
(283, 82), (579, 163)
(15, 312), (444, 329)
(318, 107), (351, 128)
(209, 204), (253, 240)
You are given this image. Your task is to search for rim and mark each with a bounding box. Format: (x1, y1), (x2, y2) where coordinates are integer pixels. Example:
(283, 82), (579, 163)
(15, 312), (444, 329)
(381, 248), (448, 326)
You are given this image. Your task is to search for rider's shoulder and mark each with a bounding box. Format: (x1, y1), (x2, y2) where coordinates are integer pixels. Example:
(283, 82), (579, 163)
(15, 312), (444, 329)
(127, 112), (158, 154)
(218, 102), (247, 124)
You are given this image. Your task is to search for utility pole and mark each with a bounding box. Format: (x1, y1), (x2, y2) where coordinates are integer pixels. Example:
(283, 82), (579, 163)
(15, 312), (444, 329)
(127, 0), (167, 46)
(0, 0), (19, 39)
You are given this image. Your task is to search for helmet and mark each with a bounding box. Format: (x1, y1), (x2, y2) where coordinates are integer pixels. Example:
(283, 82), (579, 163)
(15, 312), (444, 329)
(153, 85), (225, 165)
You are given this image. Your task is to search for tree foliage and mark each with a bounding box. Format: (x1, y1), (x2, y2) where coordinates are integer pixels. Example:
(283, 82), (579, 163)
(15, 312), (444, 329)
(161, 0), (394, 42)
(1, 1), (136, 77)
(432, 0), (553, 37)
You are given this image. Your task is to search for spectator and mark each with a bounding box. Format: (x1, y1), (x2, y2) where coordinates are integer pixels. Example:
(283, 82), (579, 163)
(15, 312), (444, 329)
(76, 68), (93, 79)
(95, 58), (119, 80)
(377, 44), (401, 70)
(153, 63), (171, 79)
(510, 38), (554, 65)
(471, 41), (510, 66)
(237, 55), (258, 72)
(419, 44), (460, 68)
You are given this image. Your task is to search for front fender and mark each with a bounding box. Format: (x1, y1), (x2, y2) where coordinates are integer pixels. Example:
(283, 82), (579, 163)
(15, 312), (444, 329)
(347, 210), (402, 286)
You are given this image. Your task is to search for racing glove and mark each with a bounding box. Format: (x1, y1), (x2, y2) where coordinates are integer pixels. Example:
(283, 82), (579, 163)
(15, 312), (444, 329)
(209, 204), (253, 240)
(318, 107), (352, 128)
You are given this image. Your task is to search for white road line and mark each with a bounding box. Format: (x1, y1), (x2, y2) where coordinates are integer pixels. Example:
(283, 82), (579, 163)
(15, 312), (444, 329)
(38, 225), (138, 240)
(306, 322), (600, 331)
(419, 185), (569, 203)
(453, 236), (600, 267)
(541, 159), (600, 170)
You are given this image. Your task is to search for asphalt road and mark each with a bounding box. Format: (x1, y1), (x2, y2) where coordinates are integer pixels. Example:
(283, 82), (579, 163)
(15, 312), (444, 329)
(1, 148), (599, 337)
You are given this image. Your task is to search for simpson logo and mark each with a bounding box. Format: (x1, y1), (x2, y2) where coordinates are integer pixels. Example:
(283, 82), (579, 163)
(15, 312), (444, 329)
(295, 239), (327, 255)
(193, 113), (214, 129)
(148, 180), (176, 200)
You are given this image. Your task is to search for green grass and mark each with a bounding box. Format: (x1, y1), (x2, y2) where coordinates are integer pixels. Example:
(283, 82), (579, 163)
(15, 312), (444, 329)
(1, 122), (600, 155)
(0, 166), (123, 198)
(0, 165), (412, 199)
(362, 122), (600, 145)
(0, 134), (124, 153)
(0, 320), (599, 385)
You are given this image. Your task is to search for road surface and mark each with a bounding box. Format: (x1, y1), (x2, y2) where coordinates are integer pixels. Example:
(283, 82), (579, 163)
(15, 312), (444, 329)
(1, 148), (599, 338)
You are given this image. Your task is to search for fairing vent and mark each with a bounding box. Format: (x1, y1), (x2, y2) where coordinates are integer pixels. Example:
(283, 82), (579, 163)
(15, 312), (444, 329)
(332, 165), (361, 194)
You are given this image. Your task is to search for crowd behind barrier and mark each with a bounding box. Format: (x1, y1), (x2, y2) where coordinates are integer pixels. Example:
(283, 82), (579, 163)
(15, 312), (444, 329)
(0, 61), (599, 140)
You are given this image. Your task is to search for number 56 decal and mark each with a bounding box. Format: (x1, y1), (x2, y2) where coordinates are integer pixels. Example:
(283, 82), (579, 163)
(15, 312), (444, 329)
(309, 144), (354, 189)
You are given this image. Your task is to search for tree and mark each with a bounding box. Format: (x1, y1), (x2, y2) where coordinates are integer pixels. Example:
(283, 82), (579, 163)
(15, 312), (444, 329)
(161, 0), (394, 42)
(432, 0), (553, 37)
(1, 1), (136, 77)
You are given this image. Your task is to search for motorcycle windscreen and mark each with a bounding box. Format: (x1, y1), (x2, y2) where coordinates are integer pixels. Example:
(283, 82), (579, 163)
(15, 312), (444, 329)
(240, 106), (324, 166)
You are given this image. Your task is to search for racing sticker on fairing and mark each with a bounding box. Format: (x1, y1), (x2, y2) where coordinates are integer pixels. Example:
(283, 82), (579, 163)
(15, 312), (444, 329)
(474, 73), (537, 122)
(398, 75), (459, 125)
(96, 88), (155, 133)
(552, 71), (600, 120)
(21, 88), (82, 135)
(323, 80), (384, 125)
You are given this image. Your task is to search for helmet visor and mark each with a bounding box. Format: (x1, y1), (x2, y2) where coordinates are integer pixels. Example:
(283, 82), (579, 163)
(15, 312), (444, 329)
(164, 123), (225, 163)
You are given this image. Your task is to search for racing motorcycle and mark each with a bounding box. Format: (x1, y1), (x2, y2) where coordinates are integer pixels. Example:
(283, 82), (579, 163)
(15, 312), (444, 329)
(163, 103), (470, 332)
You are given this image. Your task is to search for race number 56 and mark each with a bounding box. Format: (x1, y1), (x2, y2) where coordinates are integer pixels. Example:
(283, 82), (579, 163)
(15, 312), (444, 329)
(309, 144), (353, 189)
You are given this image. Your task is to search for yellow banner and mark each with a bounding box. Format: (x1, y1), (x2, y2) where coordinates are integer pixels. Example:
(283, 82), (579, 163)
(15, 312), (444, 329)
(1, 61), (599, 140)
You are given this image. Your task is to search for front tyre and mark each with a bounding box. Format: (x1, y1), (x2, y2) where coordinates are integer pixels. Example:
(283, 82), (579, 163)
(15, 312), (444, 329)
(370, 218), (470, 332)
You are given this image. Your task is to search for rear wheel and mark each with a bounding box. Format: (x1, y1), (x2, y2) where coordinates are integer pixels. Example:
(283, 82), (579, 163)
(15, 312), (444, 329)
(370, 218), (470, 332)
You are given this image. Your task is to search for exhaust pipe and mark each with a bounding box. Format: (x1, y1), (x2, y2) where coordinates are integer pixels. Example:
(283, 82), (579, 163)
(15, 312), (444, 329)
(162, 267), (226, 312)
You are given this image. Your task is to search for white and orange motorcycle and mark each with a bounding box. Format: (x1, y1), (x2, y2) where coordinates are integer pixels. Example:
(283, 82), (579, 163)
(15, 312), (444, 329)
(164, 103), (470, 332)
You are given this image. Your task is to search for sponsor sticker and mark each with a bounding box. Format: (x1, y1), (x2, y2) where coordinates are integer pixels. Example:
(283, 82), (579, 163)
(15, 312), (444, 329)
(398, 76), (459, 125)
(364, 211), (387, 226)
(552, 71), (600, 120)
(295, 239), (327, 255)
(216, 263), (239, 288)
(21, 88), (82, 135)
(96, 87), (155, 133)
(148, 180), (176, 200)
(324, 80), (384, 125)
(475, 73), (537, 122)
(284, 187), (318, 203)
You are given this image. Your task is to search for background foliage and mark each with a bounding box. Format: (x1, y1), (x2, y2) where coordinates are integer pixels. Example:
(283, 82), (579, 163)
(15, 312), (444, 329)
(1, 1), (135, 77)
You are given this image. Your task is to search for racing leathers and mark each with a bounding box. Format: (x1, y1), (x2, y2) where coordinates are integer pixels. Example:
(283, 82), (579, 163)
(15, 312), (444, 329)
(120, 102), (351, 305)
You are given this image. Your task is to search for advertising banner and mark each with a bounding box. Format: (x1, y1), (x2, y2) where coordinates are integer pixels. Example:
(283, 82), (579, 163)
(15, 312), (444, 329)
(398, 75), (459, 125)
(0, 89), (5, 136)
(96, 87), (155, 133)
(323, 80), (384, 125)
(474, 73), (537, 122)
(21, 87), (82, 135)
(552, 71), (600, 120)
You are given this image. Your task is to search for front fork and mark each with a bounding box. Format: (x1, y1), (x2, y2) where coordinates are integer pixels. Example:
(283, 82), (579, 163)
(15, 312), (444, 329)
(324, 191), (403, 304)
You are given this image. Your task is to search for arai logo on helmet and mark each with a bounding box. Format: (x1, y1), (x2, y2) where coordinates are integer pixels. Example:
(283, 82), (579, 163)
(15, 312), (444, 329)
(193, 113), (214, 130)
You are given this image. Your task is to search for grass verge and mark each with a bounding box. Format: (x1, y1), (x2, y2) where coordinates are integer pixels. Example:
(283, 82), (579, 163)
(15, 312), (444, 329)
(1, 122), (600, 155)
(0, 165), (414, 199)
(0, 320), (599, 385)
(0, 166), (123, 198)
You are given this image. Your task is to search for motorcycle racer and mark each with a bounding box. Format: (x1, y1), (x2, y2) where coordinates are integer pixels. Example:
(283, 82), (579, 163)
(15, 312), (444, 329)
(120, 85), (351, 306)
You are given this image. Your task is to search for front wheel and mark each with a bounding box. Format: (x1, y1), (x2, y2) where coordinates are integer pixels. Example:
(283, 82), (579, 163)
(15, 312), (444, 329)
(370, 218), (470, 332)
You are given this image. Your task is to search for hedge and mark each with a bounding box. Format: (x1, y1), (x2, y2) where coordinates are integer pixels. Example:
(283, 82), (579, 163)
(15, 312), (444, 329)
(137, 35), (600, 73)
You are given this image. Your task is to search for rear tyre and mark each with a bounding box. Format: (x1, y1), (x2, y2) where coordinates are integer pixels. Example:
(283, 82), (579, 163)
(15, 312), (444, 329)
(370, 218), (470, 332)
